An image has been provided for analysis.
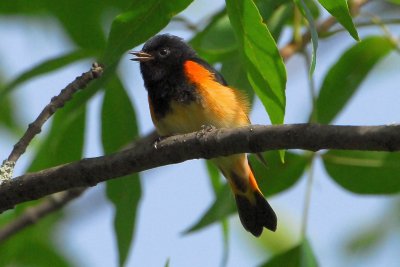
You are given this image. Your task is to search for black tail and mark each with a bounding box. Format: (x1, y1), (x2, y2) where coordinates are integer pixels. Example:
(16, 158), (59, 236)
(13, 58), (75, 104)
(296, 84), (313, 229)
(235, 190), (277, 237)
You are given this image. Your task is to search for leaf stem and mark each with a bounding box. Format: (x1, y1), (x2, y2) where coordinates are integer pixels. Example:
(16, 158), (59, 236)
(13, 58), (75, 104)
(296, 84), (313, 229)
(294, 5), (303, 45)
(321, 18), (400, 38)
(362, 13), (400, 53)
(301, 155), (315, 240)
(302, 50), (318, 123)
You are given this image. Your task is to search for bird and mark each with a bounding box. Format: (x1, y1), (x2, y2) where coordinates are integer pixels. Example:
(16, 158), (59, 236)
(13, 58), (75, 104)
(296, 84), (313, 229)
(130, 34), (277, 237)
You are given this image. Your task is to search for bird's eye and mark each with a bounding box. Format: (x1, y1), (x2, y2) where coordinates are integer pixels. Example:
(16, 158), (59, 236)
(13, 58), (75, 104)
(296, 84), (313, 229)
(158, 48), (170, 57)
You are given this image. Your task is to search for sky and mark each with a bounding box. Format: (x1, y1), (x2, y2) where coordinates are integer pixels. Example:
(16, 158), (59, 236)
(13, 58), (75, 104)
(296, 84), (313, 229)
(0, 0), (400, 266)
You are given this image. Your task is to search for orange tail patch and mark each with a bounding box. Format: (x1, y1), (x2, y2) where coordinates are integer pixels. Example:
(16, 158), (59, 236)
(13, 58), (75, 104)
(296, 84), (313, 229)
(228, 163), (277, 236)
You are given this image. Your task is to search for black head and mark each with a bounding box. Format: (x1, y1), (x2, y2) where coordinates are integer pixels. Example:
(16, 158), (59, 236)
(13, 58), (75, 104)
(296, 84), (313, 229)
(130, 34), (197, 83)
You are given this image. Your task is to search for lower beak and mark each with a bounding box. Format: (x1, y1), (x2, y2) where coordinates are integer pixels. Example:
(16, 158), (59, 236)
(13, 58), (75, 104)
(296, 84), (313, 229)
(129, 51), (154, 62)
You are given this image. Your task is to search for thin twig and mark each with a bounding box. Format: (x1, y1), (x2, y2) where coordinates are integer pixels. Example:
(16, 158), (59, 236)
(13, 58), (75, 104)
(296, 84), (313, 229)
(0, 188), (85, 242)
(171, 16), (199, 32)
(321, 18), (400, 38)
(279, 0), (369, 60)
(301, 50), (318, 123)
(0, 63), (103, 182)
(301, 156), (315, 240)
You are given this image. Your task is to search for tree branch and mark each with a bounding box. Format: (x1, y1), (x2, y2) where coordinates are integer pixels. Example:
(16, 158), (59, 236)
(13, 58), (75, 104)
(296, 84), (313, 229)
(0, 123), (399, 213)
(0, 131), (159, 243)
(0, 63), (103, 182)
(0, 63), (103, 241)
(0, 188), (85, 242)
(279, 0), (369, 60)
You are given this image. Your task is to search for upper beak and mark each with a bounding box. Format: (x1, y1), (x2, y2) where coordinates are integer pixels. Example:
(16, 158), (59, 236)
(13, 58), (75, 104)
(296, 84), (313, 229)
(129, 51), (154, 62)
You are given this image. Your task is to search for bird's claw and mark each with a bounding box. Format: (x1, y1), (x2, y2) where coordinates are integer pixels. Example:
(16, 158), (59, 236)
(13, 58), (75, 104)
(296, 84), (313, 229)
(153, 136), (162, 149)
(196, 125), (216, 139)
(201, 124), (216, 132)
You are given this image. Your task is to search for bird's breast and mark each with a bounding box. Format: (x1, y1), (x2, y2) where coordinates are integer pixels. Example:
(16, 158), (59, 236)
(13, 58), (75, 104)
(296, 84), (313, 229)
(152, 100), (209, 135)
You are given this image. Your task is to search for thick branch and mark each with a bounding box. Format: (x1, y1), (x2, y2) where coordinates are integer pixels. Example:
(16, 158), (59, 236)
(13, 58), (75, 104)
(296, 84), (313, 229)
(0, 123), (399, 213)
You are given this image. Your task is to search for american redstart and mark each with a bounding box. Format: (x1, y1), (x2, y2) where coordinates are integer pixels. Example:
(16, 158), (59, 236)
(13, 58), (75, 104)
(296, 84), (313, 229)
(130, 34), (277, 237)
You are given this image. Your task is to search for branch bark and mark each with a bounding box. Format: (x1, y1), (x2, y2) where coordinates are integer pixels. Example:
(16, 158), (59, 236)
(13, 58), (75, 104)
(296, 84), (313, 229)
(0, 123), (399, 213)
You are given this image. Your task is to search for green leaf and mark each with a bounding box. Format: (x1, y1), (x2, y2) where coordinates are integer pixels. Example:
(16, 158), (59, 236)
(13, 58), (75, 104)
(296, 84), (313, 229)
(316, 0), (359, 40)
(0, 95), (18, 131)
(28, 102), (86, 172)
(260, 239), (318, 267)
(220, 53), (255, 104)
(205, 161), (230, 266)
(345, 225), (387, 255)
(0, 210), (71, 267)
(0, 1), (110, 49)
(0, 50), (95, 99)
(316, 36), (394, 124)
(184, 184), (236, 234)
(106, 175), (141, 267)
(47, 2), (106, 50)
(103, 0), (193, 65)
(323, 150), (400, 194)
(189, 11), (255, 104)
(0, 237), (72, 267)
(190, 11), (238, 63)
(205, 161), (223, 193)
(267, 3), (294, 40)
(16, 241), (71, 267)
(294, 0), (319, 75)
(101, 76), (138, 152)
(102, 76), (141, 267)
(226, 0), (286, 125)
(254, 0), (292, 20)
(249, 152), (309, 197)
(186, 152), (307, 233)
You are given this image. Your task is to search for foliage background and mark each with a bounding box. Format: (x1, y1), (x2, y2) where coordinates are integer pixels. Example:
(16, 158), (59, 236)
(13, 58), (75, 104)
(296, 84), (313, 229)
(0, 0), (400, 266)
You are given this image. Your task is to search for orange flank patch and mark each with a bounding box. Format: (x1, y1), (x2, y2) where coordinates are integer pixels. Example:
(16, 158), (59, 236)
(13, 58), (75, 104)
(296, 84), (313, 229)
(183, 60), (250, 128)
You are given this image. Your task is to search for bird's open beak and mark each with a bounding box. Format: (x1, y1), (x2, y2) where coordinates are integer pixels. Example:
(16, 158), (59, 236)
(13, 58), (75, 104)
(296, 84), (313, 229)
(129, 51), (154, 62)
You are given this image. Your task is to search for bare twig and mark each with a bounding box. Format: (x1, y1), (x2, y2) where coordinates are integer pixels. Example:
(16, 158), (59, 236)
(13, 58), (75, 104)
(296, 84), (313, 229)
(279, 0), (369, 60)
(0, 123), (399, 213)
(0, 63), (103, 182)
(0, 188), (85, 242)
(172, 16), (199, 32)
